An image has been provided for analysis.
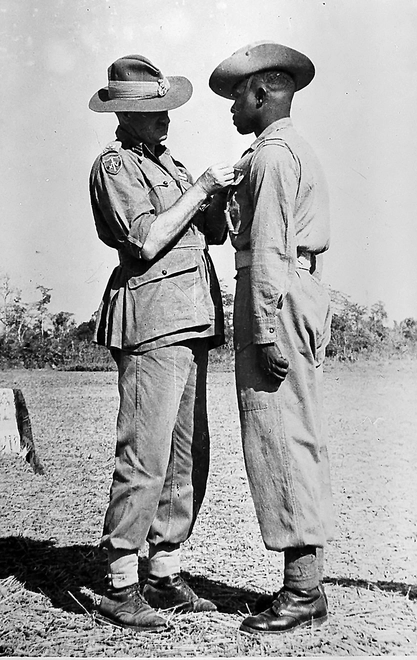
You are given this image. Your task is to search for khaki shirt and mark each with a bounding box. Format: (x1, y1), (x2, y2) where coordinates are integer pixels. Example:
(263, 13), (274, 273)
(227, 118), (330, 350)
(90, 126), (224, 352)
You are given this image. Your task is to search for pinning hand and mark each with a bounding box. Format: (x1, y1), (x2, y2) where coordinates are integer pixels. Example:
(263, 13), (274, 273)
(196, 163), (235, 196)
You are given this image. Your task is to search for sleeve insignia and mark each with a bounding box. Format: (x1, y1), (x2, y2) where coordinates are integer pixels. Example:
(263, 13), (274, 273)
(102, 153), (122, 175)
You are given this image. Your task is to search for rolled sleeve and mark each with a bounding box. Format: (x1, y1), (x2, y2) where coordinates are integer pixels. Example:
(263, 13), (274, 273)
(90, 154), (155, 258)
(249, 142), (299, 344)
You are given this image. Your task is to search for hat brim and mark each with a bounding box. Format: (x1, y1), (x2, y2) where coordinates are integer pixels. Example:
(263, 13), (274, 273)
(89, 76), (193, 112)
(209, 42), (315, 99)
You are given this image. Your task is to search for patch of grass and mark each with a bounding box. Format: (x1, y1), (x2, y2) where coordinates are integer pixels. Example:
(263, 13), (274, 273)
(1, 361), (417, 655)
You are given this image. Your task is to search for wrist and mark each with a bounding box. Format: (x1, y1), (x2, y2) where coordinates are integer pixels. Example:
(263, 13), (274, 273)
(194, 180), (210, 200)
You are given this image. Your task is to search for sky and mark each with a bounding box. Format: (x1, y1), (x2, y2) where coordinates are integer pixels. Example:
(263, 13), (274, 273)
(1, 0), (417, 324)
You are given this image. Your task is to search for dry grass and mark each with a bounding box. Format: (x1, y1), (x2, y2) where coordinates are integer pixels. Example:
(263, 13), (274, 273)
(1, 359), (417, 656)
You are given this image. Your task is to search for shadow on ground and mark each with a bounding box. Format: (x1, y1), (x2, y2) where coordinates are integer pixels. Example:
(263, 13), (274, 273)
(2, 536), (415, 620)
(324, 575), (417, 600)
(0, 536), (260, 616)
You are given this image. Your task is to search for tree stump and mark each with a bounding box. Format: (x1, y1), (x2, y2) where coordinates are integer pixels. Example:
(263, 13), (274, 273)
(0, 388), (44, 474)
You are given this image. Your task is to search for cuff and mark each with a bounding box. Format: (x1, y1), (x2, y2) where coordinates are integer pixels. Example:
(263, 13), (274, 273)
(253, 316), (278, 344)
(129, 212), (155, 248)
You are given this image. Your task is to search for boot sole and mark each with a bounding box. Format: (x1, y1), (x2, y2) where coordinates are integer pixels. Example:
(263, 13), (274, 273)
(240, 614), (328, 635)
(95, 612), (169, 633)
(146, 598), (217, 614)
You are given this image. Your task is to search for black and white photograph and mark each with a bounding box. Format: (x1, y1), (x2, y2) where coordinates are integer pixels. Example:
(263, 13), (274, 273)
(1, 0), (417, 656)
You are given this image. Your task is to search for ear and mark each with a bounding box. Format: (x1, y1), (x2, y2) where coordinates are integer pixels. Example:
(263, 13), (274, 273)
(255, 86), (267, 109)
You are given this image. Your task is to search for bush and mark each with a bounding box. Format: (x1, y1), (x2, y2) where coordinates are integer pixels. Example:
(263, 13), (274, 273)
(1, 273), (416, 370)
(326, 292), (416, 361)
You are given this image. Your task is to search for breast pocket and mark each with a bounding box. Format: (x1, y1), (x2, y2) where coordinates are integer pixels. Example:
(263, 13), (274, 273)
(147, 175), (182, 213)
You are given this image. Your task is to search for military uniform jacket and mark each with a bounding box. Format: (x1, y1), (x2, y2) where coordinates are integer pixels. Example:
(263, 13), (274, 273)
(89, 126), (224, 352)
(227, 117), (330, 352)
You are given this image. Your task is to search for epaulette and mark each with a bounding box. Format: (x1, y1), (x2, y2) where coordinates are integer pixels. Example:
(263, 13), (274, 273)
(254, 135), (296, 158)
(101, 140), (123, 175)
(254, 136), (299, 173)
(131, 144), (144, 161)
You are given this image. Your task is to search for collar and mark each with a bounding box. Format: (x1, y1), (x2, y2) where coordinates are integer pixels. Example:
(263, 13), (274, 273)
(115, 125), (169, 159)
(249, 117), (293, 152)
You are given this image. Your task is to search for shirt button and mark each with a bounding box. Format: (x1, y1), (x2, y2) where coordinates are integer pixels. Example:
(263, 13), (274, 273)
(163, 180), (169, 186)
(269, 328), (275, 333)
(162, 270), (167, 275)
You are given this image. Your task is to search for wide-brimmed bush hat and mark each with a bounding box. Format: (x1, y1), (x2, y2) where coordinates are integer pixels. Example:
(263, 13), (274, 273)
(209, 41), (315, 99)
(89, 54), (193, 112)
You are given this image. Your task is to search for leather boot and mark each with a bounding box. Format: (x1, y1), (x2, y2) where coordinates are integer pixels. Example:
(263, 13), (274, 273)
(253, 582), (328, 615)
(96, 582), (168, 632)
(240, 586), (328, 634)
(143, 573), (217, 612)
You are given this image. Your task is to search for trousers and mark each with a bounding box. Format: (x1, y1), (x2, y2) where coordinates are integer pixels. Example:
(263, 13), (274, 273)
(101, 339), (210, 554)
(234, 267), (334, 551)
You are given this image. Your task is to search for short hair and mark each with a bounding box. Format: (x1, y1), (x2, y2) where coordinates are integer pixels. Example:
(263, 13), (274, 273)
(252, 70), (295, 95)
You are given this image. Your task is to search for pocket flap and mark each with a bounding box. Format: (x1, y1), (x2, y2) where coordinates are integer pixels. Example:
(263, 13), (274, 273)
(127, 250), (198, 289)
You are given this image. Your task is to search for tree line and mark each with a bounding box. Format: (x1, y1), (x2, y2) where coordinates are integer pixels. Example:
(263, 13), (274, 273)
(0, 275), (416, 370)
(0, 275), (111, 370)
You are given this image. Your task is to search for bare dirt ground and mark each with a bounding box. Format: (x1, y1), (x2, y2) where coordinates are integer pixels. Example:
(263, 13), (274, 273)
(1, 359), (417, 657)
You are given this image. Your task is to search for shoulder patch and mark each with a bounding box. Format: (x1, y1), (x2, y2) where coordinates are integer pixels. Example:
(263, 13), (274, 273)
(102, 153), (122, 175)
(101, 154), (122, 176)
(100, 140), (123, 175)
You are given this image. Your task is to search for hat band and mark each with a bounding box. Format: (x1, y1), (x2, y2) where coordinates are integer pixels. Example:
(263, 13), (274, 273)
(108, 78), (170, 100)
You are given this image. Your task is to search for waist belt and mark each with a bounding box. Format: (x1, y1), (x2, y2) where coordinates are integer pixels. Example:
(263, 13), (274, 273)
(118, 244), (205, 267)
(235, 250), (317, 272)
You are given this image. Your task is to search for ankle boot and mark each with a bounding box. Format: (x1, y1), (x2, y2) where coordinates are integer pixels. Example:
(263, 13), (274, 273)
(240, 586), (328, 634)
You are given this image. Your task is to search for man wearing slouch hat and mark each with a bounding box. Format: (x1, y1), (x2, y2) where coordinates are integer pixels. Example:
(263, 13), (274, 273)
(209, 41), (334, 634)
(89, 54), (234, 632)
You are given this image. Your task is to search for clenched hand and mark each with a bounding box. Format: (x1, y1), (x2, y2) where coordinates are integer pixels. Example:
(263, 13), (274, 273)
(257, 343), (289, 382)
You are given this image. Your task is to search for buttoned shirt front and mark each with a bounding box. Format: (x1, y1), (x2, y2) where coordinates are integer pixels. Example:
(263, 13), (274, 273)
(227, 117), (330, 350)
(89, 126), (224, 352)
